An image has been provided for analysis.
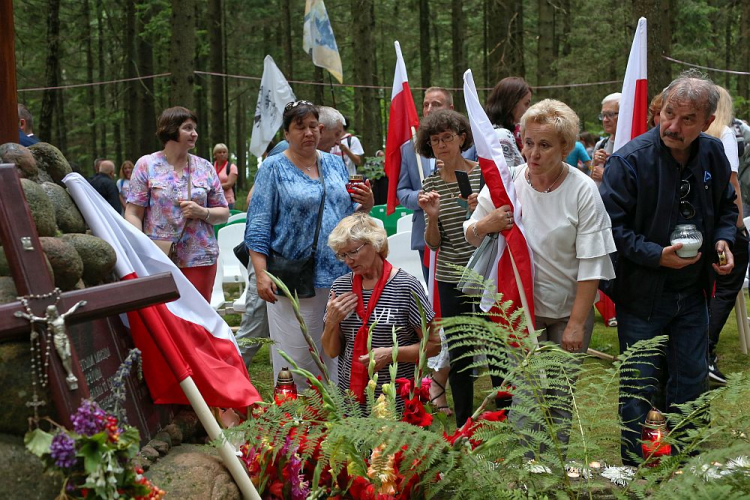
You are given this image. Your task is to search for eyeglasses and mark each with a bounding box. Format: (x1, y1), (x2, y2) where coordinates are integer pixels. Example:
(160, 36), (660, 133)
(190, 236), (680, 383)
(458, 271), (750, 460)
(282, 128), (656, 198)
(598, 112), (619, 121)
(429, 134), (458, 147)
(284, 100), (315, 111)
(335, 243), (366, 262)
(679, 179), (695, 219)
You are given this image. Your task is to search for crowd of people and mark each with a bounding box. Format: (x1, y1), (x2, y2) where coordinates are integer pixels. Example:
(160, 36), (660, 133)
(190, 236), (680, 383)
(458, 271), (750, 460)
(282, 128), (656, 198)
(14, 67), (748, 466)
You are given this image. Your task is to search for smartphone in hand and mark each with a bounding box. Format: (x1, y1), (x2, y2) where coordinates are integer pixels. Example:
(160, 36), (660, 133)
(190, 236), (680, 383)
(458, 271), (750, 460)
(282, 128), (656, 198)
(455, 170), (473, 198)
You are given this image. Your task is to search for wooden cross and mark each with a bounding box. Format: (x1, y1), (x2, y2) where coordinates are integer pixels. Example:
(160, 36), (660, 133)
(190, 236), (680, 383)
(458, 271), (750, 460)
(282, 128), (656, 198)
(0, 164), (180, 428)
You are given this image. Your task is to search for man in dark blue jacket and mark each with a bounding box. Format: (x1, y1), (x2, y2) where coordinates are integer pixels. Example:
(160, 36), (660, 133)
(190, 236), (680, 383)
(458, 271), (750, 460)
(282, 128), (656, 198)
(600, 70), (738, 465)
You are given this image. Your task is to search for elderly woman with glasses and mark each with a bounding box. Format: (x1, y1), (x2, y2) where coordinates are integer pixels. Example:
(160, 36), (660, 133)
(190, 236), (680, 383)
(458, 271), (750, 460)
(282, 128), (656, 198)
(245, 100), (374, 385)
(323, 213), (441, 403)
(591, 92), (621, 185)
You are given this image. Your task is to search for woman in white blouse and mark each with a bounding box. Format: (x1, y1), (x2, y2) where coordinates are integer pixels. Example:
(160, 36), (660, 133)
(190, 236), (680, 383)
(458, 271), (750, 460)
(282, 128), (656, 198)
(464, 99), (616, 447)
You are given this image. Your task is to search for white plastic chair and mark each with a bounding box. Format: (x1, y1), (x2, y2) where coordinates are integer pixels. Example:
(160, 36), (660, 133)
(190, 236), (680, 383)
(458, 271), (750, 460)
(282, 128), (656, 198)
(396, 215), (413, 234)
(387, 231), (426, 291)
(217, 223), (247, 292)
(372, 217), (385, 229)
(210, 256), (226, 311)
(228, 212), (247, 224)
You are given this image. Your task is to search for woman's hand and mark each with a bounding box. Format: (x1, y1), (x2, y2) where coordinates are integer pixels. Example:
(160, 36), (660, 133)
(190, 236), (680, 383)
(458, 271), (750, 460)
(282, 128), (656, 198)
(179, 200), (208, 220)
(480, 204), (513, 233)
(466, 192), (479, 211)
(256, 270), (278, 303)
(418, 190), (441, 219)
(352, 179), (375, 212)
(326, 290), (358, 325)
(358, 347), (393, 372)
(561, 320), (585, 353)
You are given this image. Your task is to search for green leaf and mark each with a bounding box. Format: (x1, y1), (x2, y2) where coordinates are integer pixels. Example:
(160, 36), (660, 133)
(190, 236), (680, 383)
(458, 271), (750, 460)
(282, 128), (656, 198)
(79, 441), (103, 474)
(24, 428), (54, 458)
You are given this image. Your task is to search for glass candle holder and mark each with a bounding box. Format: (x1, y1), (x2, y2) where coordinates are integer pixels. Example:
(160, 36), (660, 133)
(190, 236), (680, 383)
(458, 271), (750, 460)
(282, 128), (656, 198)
(670, 224), (702, 258)
(273, 367), (298, 405)
(641, 408), (672, 466)
(346, 174), (364, 194)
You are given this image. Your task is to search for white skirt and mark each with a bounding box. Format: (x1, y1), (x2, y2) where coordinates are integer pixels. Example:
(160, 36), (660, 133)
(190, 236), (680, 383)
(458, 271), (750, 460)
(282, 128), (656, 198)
(266, 288), (338, 388)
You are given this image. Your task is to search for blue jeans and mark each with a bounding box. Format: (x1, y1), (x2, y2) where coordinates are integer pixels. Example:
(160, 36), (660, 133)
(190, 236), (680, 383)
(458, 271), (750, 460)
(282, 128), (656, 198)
(617, 290), (709, 465)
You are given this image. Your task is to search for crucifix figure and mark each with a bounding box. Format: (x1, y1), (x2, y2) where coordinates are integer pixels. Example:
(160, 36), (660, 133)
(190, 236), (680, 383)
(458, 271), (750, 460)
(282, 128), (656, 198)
(16, 301), (88, 391)
(0, 164), (180, 430)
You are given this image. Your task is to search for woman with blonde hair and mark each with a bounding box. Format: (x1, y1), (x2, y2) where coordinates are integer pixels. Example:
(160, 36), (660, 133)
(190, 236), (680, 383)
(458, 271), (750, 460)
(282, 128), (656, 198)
(117, 160), (134, 211)
(704, 85), (747, 384)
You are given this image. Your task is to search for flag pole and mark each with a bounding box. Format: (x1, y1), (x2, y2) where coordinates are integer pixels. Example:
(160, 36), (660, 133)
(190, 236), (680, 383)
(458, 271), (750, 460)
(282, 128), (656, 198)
(411, 126), (424, 183)
(179, 377), (261, 500)
(507, 246), (538, 347)
(327, 72), (337, 108)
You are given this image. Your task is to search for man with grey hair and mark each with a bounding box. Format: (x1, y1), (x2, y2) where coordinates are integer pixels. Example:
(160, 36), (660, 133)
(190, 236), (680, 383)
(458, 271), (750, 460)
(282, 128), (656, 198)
(17, 103), (39, 146)
(600, 70), (738, 465)
(591, 92), (621, 185)
(317, 106), (346, 152)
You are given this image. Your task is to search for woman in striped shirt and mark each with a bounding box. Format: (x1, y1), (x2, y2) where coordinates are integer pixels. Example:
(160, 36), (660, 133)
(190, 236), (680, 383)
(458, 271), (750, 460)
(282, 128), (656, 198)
(416, 110), (509, 426)
(322, 213), (441, 404)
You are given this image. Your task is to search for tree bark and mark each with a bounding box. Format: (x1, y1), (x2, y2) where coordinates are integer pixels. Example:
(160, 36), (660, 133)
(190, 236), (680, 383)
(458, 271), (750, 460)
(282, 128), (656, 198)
(352, 0), (382, 157)
(82, 0), (97, 161)
(281, 0), (294, 81)
(739, 0), (750, 115)
(193, 1), (208, 158)
(96, 0), (107, 163)
(632, 0), (672, 101)
(39, 0), (61, 143)
(136, 0), (158, 155)
(487, 0), (525, 83)
(451, 0), (466, 112)
(124, 0), (138, 162)
(169, 0), (196, 108)
(234, 92), (245, 190)
(536, 0), (555, 100)
(419, 0), (431, 89)
(209, 0), (225, 149)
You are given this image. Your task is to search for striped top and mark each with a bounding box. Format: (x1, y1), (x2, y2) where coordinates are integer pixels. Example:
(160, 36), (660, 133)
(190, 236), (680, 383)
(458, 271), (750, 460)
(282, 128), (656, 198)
(326, 268), (435, 401)
(422, 167), (482, 283)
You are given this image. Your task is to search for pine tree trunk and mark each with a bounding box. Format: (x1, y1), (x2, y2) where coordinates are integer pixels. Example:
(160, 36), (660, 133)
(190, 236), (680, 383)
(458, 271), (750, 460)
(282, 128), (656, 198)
(419, 0), (431, 89)
(194, 1), (208, 158)
(209, 0), (225, 149)
(39, 0), (61, 143)
(352, 0), (382, 157)
(124, 0), (138, 162)
(235, 92), (245, 190)
(537, 0), (556, 100)
(314, 66), (325, 105)
(451, 0), (466, 112)
(170, 0), (196, 108)
(96, 0), (107, 163)
(137, 0), (157, 155)
(281, 0), (294, 81)
(83, 0), (97, 161)
(632, 0), (672, 102)
(487, 0), (525, 82)
(739, 0), (750, 115)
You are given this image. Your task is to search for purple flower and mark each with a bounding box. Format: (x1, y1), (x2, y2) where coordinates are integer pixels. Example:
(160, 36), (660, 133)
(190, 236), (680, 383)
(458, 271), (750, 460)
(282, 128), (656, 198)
(71, 400), (106, 436)
(50, 432), (77, 469)
(288, 452), (309, 500)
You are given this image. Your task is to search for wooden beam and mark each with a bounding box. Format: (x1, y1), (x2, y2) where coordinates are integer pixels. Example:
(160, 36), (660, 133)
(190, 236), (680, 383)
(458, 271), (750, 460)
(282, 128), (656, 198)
(0, 0), (18, 145)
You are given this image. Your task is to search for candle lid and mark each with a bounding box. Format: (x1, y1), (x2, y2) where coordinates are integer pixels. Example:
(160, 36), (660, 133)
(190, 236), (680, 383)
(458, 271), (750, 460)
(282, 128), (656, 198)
(645, 408), (666, 427)
(277, 367), (294, 385)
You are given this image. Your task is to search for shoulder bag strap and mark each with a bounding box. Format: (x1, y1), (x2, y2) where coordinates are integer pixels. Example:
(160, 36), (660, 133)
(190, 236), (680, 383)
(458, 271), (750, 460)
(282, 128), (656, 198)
(175, 156), (192, 243)
(310, 152), (326, 257)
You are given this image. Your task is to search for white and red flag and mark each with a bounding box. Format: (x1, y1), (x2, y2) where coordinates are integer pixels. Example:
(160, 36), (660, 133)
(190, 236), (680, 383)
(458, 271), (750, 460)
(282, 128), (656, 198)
(64, 173), (261, 410)
(614, 17), (648, 151)
(463, 70), (535, 328)
(385, 41), (420, 215)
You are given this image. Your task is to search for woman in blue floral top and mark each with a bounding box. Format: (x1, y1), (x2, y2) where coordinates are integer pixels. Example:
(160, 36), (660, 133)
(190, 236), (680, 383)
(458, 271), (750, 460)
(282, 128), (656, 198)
(125, 107), (229, 301)
(245, 101), (374, 385)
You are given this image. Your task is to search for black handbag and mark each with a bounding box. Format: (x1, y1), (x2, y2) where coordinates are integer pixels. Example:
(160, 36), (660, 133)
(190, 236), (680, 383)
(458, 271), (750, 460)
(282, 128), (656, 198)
(233, 241), (250, 268)
(266, 153), (326, 299)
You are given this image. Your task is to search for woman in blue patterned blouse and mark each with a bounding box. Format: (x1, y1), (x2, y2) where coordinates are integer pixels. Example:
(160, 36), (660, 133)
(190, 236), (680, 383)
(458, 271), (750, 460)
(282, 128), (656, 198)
(245, 101), (374, 385)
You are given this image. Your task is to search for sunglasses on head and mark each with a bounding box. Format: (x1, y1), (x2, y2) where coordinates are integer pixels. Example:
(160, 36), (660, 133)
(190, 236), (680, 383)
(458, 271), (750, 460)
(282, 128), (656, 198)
(679, 179), (695, 219)
(284, 100), (315, 111)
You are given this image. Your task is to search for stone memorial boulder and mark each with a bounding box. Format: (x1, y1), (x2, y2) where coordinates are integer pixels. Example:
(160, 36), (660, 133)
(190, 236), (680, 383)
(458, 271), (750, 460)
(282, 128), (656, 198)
(20, 178), (57, 237)
(28, 142), (71, 185)
(0, 143), (38, 180)
(41, 182), (86, 234)
(39, 236), (84, 291)
(0, 434), (61, 499)
(61, 233), (117, 286)
(0, 276), (17, 304)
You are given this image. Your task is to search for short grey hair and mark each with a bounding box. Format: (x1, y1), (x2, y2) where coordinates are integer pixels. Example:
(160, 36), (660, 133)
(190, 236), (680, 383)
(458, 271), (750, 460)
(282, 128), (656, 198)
(602, 93), (621, 107)
(328, 213), (389, 258)
(662, 69), (719, 120)
(318, 106), (345, 129)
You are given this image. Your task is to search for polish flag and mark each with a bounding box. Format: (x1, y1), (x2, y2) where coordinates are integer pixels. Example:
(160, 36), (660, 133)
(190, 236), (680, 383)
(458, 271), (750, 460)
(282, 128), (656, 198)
(385, 41), (420, 215)
(463, 70), (535, 328)
(64, 173), (260, 410)
(614, 17), (648, 152)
